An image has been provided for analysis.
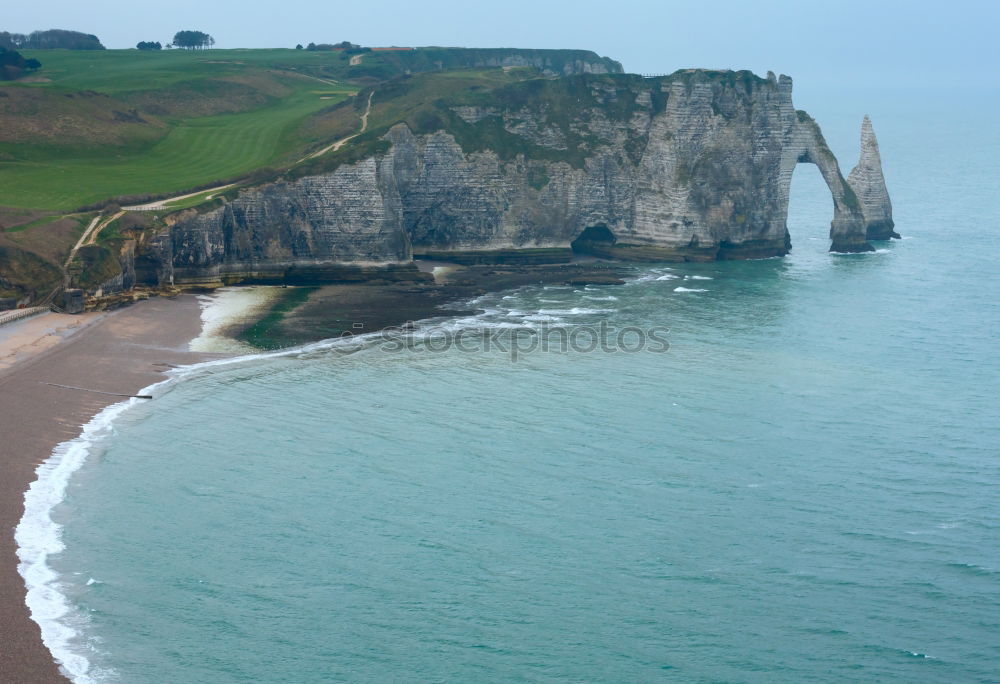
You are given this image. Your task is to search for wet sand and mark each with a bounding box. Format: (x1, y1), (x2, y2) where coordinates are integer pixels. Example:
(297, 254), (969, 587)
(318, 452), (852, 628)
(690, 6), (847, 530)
(0, 296), (212, 683)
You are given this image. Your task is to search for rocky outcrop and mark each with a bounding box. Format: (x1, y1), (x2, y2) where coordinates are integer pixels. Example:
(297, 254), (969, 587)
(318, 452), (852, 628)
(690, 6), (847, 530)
(147, 161), (424, 286)
(847, 115), (898, 240)
(147, 70), (887, 285)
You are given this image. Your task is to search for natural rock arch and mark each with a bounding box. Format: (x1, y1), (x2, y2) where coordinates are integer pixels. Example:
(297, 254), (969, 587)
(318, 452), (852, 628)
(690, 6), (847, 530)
(780, 110), (896, 253)
(782, 111), (873, 253)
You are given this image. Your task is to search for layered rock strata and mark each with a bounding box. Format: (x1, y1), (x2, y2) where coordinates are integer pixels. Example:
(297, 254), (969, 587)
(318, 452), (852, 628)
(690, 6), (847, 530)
(847, 115), (898, 240)
(144, 70), (890, 286)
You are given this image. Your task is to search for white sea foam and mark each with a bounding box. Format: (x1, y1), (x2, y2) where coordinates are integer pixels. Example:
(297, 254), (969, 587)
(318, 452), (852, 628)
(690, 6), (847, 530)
(14, 319), (438, 683)
(189, 287), (283, 353)
(674, 287), (708, 293)
(582, 295), (619, 301)
(15, 386), (165, 683)
(656, 274), (680, 281)
(626, 272), (664, 284)
(686, 275), (713, 280)
(536, 307), (613, 315)
(12, 282), (620, 681)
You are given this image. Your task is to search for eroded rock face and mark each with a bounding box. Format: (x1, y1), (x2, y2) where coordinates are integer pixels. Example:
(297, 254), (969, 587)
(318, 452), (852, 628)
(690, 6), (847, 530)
(152, 71), (886, 285)
(847, 115), (898, 240)
(151, 159), (418, 285)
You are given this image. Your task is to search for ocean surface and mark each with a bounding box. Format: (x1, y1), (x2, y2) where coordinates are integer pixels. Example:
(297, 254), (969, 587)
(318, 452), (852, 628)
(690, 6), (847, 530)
(21, 86), (1000, 683)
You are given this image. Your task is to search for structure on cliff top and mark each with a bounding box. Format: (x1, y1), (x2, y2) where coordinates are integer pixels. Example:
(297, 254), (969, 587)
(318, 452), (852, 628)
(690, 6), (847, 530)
(127, 69), (895, 288)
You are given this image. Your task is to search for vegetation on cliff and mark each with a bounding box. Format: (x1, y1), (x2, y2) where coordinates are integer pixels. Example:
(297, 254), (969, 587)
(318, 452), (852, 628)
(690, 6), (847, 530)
(0, 47), (618, 299)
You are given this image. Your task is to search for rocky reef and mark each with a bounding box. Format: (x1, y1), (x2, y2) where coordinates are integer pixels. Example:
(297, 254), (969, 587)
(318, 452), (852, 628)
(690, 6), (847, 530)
(142, 69), (892, 287)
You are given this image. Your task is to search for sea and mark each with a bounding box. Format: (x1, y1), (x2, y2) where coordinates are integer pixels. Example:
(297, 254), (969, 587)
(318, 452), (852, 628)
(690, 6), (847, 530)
(16, 84), (1000, 683)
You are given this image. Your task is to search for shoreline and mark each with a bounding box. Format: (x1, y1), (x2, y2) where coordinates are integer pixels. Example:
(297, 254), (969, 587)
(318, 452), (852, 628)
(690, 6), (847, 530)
(0, 260), (631, 682)
(0, 295), (216, 683)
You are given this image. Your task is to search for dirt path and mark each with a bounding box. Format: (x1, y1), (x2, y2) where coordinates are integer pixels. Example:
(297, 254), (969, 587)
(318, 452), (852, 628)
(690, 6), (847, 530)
(300, 90), (375, 163)
(84, 211), (124, 246)
(349, 53), (364, 66)
(41, 210), (125, 304)
(123, 183), (237, 212)
(65, 216), (100, 271)
(293, 72), (348, 88)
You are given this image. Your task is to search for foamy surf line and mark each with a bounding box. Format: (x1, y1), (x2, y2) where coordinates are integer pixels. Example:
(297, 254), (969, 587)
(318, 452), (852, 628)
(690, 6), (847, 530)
(11, 288), (307, 682)
(10, 279), (634, 681)
(14, 383), (164, 683)
(11, 345), (297, 682)
(190, 286), (283, 353)
(12, 308), (514, 680)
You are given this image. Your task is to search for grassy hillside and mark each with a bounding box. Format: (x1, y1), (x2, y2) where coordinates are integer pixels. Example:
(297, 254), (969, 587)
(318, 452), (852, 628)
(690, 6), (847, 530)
(0, 46), (624, 300)
(2, 81), (353, 208)
(0, 47), (619, 211)
(0, 49), (364, 209)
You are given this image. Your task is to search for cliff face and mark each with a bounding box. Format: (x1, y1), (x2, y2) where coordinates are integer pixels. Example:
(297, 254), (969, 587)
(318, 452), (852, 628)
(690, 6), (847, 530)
(149, 70), (887, 286)
(847, 115), (898, 240)
(151, 160), (415, 285)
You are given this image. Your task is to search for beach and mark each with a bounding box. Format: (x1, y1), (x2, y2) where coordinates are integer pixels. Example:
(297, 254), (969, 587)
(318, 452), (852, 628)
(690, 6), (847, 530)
(0, 295), (210, 683)
(0, 262), (628, 682)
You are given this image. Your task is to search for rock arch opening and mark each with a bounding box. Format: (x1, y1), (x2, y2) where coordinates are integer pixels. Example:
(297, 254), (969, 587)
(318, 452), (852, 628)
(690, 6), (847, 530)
(787, 161), (836, 249)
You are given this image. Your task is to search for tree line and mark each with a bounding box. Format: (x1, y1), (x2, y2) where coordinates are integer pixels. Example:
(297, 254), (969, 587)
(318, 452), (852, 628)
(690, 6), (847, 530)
(0, 29), (105, 50)
(134, 31), (214, 50)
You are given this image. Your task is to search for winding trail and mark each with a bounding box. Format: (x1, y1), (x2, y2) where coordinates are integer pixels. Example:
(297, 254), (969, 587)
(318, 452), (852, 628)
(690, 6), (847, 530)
(39, 210), (126, 306)
(65, 216), (101, 269)
(300, 90), (375, 162)
(124, 184), (237, 212)
(84, 211), (124, 247)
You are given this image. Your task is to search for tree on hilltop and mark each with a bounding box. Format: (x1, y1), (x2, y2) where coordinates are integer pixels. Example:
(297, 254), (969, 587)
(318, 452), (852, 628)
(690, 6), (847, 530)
(172, 31), (214, 50)
(136, 41), (162, 51)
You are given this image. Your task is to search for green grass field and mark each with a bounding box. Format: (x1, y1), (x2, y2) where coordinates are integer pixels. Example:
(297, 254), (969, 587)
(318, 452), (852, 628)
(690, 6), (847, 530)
(0, 48), (612, 211)
(0, 49), (361, 209)
(0, 46), (621, 300)
(14, 48), (360, 93)
(0, 83), (353, 209)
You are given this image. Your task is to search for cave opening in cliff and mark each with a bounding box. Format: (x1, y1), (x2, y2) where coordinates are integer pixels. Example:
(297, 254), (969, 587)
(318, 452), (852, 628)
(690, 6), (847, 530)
(571, 224), (617, 257)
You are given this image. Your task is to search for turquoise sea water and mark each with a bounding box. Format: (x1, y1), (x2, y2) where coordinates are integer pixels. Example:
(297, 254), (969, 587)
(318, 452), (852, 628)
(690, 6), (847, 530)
(35, 88), (1000, 682)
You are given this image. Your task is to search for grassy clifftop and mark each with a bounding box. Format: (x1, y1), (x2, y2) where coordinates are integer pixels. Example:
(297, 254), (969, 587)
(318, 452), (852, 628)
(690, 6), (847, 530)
(0, 47), (620, 211)
(0, 46), (622, 301)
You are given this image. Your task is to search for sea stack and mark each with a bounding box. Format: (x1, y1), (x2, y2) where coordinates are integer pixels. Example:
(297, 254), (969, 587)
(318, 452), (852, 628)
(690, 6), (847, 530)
(847, 115), (899, 240)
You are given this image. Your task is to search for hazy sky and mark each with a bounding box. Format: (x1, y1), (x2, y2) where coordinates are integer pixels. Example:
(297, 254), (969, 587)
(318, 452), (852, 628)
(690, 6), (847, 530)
(6, 0), (999, 87)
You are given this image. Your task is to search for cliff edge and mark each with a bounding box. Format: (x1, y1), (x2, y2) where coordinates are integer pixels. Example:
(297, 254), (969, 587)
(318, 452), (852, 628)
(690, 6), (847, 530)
(139, 69), (890, 288)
